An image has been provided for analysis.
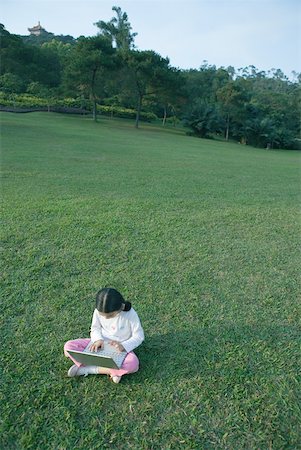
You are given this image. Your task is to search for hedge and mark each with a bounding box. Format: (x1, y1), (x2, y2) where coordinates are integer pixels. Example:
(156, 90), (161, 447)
(0, 92), (157, 122)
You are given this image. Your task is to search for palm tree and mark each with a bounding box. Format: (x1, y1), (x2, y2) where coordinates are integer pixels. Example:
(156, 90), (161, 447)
(95, 6), (137, 50)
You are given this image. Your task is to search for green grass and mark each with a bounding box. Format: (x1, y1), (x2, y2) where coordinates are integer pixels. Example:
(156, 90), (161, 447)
(1, 112), (300, 449)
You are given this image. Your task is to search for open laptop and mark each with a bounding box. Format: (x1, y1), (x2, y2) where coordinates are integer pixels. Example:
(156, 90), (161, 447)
(68, 341), (127, 369)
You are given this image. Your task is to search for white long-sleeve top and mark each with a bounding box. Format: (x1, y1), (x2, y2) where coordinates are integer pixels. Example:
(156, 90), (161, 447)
(90, 307), (144, 353)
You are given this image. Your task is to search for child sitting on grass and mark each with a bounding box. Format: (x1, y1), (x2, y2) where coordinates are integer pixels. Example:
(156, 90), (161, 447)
(64, 287), (144, 384)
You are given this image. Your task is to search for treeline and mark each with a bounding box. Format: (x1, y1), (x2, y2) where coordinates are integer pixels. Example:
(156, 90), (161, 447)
(1, 7), (300, 149)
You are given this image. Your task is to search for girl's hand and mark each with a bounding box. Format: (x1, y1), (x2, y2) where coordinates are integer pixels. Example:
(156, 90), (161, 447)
(89, 340), (104, 352)
(109, 341), (125, 353)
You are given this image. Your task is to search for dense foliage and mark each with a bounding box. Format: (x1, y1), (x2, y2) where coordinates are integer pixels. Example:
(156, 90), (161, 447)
(0, 7), (300, 148)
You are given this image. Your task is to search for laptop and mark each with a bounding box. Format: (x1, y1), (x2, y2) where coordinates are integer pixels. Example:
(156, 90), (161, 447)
(68, 341), (127, 369)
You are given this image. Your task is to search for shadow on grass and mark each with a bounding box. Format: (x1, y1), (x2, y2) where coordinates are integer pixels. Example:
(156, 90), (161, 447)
(131, 323), (300, 384)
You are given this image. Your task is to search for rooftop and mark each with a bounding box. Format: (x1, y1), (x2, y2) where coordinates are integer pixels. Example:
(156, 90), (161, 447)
(28, 22), (46, 34)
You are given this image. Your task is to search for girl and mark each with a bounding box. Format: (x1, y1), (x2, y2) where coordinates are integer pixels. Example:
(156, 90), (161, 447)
(64, 287), (144, 383)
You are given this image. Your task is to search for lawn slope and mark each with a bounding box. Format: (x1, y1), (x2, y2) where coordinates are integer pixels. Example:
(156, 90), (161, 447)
(1, 113), (300, 449)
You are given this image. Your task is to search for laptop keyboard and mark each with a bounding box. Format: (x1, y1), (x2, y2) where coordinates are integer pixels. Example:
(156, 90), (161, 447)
(84, 341), (127, 368)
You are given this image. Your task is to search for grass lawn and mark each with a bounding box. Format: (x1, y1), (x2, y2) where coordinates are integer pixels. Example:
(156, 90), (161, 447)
(1, 112), (300, 449)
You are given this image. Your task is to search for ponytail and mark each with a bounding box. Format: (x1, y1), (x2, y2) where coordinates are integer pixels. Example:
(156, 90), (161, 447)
(123, 301), (132, 312)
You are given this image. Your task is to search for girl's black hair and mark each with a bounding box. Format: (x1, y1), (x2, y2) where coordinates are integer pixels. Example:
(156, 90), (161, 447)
(95, 287), (131, 313)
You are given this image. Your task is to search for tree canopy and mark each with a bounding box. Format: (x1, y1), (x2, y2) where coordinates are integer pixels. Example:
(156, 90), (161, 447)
(95, 6), (137, 50)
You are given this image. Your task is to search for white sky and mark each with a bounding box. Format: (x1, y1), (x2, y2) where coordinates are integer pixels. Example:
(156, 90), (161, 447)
(2, 0), (300, 77)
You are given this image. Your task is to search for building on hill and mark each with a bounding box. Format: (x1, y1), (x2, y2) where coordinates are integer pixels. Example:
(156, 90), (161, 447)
(28, 22), (46, 36)
(22, 24), (75, 46)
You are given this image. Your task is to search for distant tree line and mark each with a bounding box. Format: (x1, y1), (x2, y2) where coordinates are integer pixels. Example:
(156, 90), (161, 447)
(1, 6), (300, 149)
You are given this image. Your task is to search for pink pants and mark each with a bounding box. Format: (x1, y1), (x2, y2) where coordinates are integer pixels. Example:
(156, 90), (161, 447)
(64, 338), (139, 377)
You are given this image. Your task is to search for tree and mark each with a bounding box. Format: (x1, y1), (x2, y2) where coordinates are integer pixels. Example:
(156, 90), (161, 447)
(216, 78), (252, 141)
(183, 101), (222, 138)
(0, 73), (25, 94)
(155, 67), (185, 126)
(21, 31), (75, 47)
(42, 40), (73, 65)
(121, 50), (173, 128)
(64, 36), (117, 121)
(249, 75), (300, 148)
(0, 25), (27, 78)
(0, 24), (61, 90)
(95, 6), (137, 50)
(181, 65), (230, 138)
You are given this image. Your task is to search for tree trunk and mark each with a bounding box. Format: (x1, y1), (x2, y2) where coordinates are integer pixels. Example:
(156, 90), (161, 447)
(91, 68), (97, 122)
(162, 106), (167, 126)
(93, 98), (97, 122)
(171, 106), (176, 127)
(225, 113), (230, 140)
(135, 95), (142, 128)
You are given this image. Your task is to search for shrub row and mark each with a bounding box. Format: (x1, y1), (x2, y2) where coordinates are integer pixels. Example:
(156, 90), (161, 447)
(0, 92), (158, 122)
